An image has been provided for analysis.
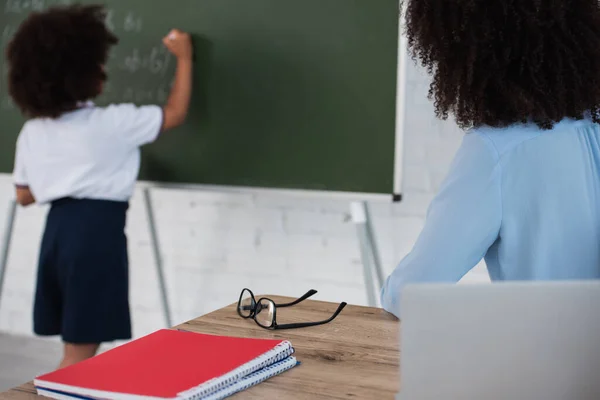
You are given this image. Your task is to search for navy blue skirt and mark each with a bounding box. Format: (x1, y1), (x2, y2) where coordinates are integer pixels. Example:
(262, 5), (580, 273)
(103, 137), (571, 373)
(33, 198), (132, 344)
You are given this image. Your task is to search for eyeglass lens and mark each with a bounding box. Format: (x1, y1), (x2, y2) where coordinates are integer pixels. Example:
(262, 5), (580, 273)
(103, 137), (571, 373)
(239, 289), (255, 317)
(255, 299), (275, 328)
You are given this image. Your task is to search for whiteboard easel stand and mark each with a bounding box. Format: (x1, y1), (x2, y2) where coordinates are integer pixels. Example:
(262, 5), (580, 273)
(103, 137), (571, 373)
(348, 1), (409, 307)
(0, 199), (17, 313)
(345, 3), (409, 308)
(142, 187), (173, 328)
(351, 201), (385, 307)
(141, 181), (392, 313)
(364, 202), (385, 290)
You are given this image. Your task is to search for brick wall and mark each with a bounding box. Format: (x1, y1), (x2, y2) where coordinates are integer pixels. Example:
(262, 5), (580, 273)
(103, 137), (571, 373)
(0, 59), (490, 339)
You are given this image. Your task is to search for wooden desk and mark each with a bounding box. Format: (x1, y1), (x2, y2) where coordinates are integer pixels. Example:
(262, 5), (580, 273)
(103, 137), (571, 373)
(0, 296), (400, 399)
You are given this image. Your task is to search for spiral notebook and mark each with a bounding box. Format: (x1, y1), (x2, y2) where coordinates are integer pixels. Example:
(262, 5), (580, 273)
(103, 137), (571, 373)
(34, 329), (298, 400)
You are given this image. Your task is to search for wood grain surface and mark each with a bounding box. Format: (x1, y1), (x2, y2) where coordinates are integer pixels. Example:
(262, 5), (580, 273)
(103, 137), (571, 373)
(0, 296), (400, 399)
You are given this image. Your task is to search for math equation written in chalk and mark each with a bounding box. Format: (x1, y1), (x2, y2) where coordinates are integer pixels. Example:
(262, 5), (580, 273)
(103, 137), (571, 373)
(1, 0), (175, 111)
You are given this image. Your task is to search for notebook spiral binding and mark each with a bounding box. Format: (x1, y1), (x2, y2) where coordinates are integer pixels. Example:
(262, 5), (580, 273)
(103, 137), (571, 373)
(178, 340), (295, 400)
(203, 356), (298, 400)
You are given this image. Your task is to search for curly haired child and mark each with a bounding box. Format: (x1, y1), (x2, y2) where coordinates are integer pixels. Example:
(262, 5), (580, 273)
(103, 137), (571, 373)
(6, 4), (193, 369)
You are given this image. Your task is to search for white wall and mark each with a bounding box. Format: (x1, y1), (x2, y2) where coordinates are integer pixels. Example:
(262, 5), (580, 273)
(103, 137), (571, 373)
(0, 60), (490, 339)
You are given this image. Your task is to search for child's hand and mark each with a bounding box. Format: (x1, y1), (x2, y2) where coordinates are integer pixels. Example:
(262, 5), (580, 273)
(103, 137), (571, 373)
(163, 29), (193, 61)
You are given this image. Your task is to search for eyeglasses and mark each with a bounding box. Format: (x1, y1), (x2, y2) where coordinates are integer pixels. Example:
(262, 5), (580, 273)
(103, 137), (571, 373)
(237, 288), (347, 330)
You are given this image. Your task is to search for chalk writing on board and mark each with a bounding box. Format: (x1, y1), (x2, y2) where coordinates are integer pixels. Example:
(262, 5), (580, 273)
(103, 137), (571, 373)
(1, 84), (171, 110)
(121, 47), (172, 75)
(2, 1), (173, 112)
(5, 0), (45, 14)
(123, 11), (142, 33)
(4, 0), (72, 13)
(105, 8), (116, 32)
(1, 85), (171, 111)
(149, 46), (171, 75)
(105, 9), (142, 34)
(1, 25), (16, 44)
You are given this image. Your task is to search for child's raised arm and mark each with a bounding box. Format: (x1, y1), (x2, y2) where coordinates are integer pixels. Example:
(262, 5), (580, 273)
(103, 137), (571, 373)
(160, 29), (193, 131)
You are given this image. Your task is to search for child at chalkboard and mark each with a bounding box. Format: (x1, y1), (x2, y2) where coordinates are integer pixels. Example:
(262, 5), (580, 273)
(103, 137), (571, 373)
(6, 4), (193, 369)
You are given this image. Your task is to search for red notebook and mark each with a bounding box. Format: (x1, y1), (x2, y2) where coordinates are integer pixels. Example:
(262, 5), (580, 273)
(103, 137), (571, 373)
(34, 329), (297, 400)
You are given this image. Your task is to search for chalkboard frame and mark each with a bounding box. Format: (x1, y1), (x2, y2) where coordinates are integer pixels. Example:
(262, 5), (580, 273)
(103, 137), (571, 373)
(1, 0), (407, 202)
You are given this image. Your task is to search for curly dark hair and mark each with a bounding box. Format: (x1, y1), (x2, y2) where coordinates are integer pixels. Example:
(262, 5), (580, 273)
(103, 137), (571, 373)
(6, 4), (118, 119)
(404, 0), (600, 130)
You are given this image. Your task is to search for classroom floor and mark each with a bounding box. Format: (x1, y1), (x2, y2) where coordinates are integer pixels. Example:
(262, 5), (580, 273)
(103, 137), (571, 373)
(0, 333), (66, 391)
(0, 334), (122, 391)
(0, 333), (61, 391)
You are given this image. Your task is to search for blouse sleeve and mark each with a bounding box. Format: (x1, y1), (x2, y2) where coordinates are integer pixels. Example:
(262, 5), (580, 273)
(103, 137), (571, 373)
(101, 103), (164, 148)
(380, 132), (502, 319)
(13, 134), (29, 188)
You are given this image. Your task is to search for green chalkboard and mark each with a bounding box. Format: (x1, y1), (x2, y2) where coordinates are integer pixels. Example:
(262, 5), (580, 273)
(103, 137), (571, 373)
(1, 0), (400, 195)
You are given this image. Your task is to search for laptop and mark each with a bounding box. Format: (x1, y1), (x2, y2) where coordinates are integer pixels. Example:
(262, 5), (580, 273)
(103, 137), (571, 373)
(397, 280), (600, 400)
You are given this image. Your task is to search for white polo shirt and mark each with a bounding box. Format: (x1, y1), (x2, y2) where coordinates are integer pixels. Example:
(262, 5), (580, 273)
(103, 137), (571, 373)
(12, 102), (163, 205)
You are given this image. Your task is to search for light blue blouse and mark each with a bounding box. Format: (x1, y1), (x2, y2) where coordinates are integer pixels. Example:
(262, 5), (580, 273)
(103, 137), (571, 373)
(381, 117), (600, 318)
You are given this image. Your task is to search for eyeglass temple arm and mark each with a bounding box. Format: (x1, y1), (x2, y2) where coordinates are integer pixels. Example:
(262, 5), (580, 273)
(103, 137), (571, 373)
(276, 289), (318, 308)
(275, 302), (347, 329)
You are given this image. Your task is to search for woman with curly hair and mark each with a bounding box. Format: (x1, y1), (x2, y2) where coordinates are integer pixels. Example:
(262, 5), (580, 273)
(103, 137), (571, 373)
(381, 0), (600, 318)
(7, 4), (193, 368)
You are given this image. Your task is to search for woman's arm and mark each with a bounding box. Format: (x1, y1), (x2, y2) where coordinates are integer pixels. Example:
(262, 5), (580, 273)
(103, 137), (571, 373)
(381, 132), (502, 319)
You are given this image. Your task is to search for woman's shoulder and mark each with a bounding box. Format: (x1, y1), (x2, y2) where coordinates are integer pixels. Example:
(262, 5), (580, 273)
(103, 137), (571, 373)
(469, 116), (598, 158)
(469, 121), (558, 157)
